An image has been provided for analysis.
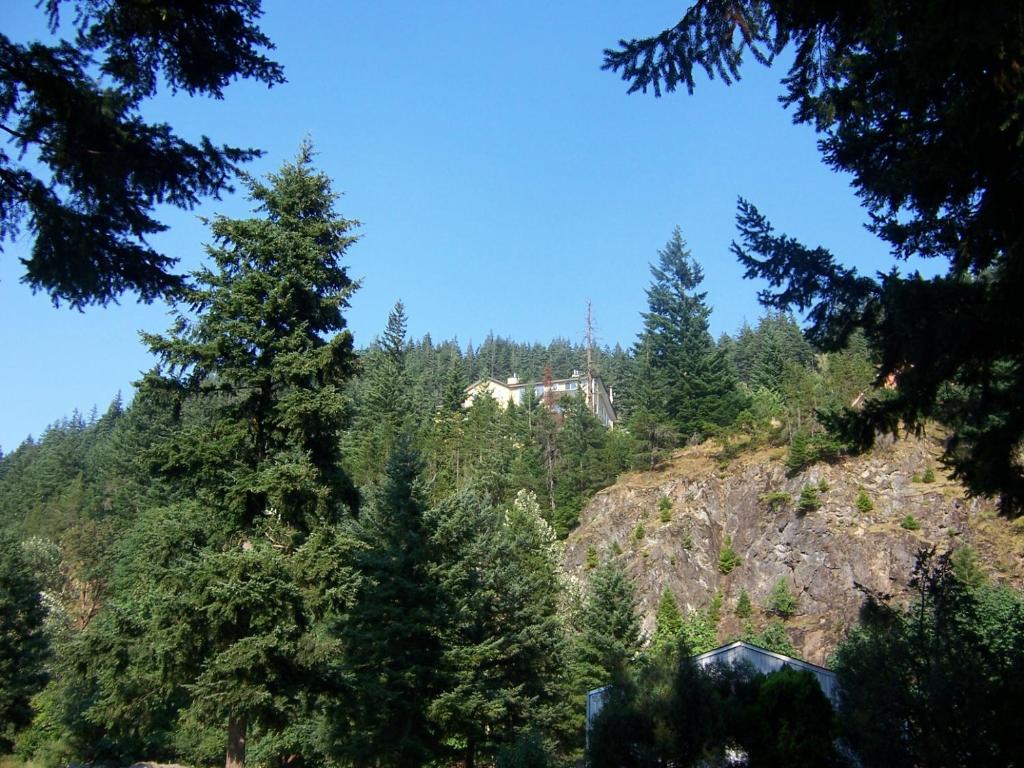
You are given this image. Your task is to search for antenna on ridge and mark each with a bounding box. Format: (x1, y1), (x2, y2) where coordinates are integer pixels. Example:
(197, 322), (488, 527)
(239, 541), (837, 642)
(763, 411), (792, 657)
(585, 300), (597, 415)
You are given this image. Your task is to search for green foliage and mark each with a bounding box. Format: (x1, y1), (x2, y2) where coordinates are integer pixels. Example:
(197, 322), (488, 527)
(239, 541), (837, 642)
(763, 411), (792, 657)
(708, 591), (723, 625)
(496, 732), (550, 768)
(759, 491), (791, 511)
(833, 549), (1024, 767)
(628, 228), (745, 443)
(343, 301), (413, 488)
(0, 0), (284, 307)
(650, 587), (684, 659)
(718, 535), (741, 575)
(787, 430), (850, 475)
(573, 560), (641, 692)
(679, 530), (693, 550)
(735, 588), (752, 619)
(785, 430), (815, 474)
(922, 467), (936, 483)
(658, 495), (672, 522)
(949, 545), (986, 590)
(855, 488), (874, 513)
(430, 489), (571, 767)
(900, 515), (921, 531)
(767, 577), (798, 619)
(740, 619), (799, 658)
(589, 654), (834, 768)
(797, 484), (821, 515)
(585, 545), (598, 571)
(739, 667), (837, 768)
(69, 146), (362, 767)
(679, 608), (718, 655)
(0, 531), (49, 750)
(606, 1), (1024, 513)
(633, 521), (645, 541)
(817, 477), (830, 493)
(330, 442), (442, 766)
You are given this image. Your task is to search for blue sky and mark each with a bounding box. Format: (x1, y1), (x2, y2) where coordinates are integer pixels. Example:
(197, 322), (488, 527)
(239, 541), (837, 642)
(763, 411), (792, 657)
(0, 1), (897, 451)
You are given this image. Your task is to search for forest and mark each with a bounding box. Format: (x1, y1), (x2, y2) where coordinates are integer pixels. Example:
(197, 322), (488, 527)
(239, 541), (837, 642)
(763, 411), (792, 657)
(4, 1), (1024, 767)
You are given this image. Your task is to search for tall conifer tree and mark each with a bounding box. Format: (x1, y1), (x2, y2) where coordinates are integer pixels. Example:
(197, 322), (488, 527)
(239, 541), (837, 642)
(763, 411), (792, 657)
(631, 228), (744, 441)
(334, 440), (441, 767)
(573, 559), (641, 693)
(94, 144), (359, 768)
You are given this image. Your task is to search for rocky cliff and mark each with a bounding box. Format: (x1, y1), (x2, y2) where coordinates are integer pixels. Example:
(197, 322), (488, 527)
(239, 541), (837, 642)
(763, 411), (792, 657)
(563, 432), (1024, 665)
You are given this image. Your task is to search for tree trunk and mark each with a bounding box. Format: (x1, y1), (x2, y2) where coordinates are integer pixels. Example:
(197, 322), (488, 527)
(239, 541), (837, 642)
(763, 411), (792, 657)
(465, 734), (476, 768)
(225, 716), (247, 768)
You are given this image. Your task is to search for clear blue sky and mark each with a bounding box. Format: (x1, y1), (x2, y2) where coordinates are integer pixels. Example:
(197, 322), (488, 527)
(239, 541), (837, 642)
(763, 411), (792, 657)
(1, 1), (898, 452)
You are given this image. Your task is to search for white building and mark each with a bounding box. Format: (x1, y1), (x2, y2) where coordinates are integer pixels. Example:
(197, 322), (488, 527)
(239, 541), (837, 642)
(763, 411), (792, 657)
(464, 370), (616, 426)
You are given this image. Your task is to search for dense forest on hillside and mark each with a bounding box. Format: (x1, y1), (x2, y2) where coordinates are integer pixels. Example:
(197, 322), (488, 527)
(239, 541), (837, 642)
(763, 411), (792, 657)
(0, 148), (886, 768)
(6, 1), (1024, 767)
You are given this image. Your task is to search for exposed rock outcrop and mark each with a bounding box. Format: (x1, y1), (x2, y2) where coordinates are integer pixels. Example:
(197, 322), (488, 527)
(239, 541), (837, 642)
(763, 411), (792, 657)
(563, 432), (1024, 666)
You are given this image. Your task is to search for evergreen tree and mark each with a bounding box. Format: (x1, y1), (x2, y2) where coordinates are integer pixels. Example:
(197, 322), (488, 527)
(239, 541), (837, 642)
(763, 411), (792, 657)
(0, 531), (49, 750)
(428, 488), (570, 768)
(89, 144), (360, 768)
(767, 577), (797, 619)
(573, 560), (642, 692)
(606, 2), (1024, 512)
(650, 586), (683, 659)
(333, 440), (442, 767)
(346, 301), (413, 487)
(834, 550), (1024, 767)
(735, 588), (753, 619)
(1, 0), (284, 306)
(633, 228), (744, 441)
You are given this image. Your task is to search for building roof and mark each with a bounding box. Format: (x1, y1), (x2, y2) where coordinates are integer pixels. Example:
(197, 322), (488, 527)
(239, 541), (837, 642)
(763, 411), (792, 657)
(692, 641), (839, 704)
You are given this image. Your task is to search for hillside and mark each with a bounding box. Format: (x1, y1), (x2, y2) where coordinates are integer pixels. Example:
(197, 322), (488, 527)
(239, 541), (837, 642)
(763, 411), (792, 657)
(563, 431), (1024, 665)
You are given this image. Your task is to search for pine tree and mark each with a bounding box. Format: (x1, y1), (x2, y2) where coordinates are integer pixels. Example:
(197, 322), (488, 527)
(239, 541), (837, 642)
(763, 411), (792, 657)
(573, 560), (641, 692)
(93, 144), (360, 768)
(346, 301), (413, 487)
(736, 587), (753, 618)
(334, 440), (441, 767)
(0, 531), (49, 750)
(650, 586), (684, 658)
(767, 577), (798, 619)
(606, 2), (1024, 512)
(633, 228), (744, 441)
(428, 489), (570, 768)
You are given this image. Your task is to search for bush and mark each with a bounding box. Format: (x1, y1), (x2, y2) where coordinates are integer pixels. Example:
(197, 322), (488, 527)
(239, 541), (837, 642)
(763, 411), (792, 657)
(658, 495), (673, 522)
(760, 491), (792, 511)
(855, 488), (874, 513)
(786, 430), (848, 475)
(718, 535), (741, 575)
(818, 477), (830, 492)
(767, 577), (798, 619)
(797, 484), (821, 515)
(634, 522), (646, 541)
(901, 514), (921, 531)
(586, 545), (598, 570)
(922, 467), (936, 483)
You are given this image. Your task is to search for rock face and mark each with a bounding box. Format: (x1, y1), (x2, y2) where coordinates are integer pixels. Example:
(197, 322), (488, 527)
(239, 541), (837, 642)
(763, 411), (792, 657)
(563, 433), (1024, 666)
